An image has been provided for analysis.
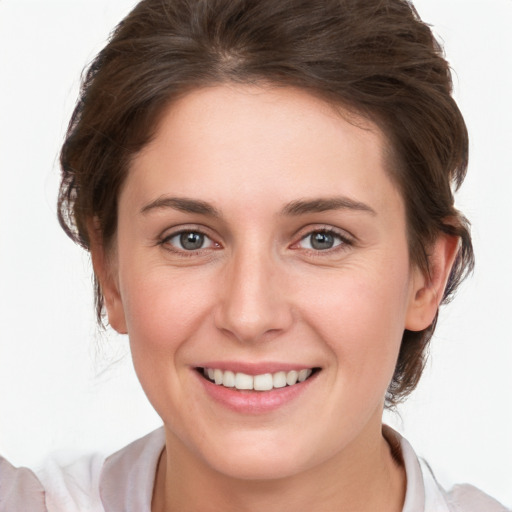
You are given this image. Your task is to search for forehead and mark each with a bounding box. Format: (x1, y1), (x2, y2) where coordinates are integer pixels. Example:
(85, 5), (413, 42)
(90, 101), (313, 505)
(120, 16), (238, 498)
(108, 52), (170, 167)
(125, 84), (401, 216)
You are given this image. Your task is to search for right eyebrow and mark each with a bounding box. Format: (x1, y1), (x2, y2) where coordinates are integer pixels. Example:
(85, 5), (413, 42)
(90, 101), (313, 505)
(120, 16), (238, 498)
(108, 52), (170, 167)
(140, 196), (222, 217)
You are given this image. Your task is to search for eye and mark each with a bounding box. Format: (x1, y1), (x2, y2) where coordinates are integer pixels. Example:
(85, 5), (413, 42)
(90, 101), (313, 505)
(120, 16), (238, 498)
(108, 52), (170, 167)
(298, 230), (347, 251)
(164, 230), (217, 251)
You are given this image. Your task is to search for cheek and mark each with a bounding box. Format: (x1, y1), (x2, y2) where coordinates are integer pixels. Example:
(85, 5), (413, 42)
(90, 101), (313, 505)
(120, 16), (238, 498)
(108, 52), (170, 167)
(119, 267), (219, 426)
(298, 260), (412, 386)
(119, 266), (217, 392)
(122, 267), (212, 341)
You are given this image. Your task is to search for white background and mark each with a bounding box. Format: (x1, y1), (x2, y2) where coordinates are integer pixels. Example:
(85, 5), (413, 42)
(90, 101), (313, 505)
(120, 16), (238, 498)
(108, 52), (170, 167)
(0, 0), (511, 507)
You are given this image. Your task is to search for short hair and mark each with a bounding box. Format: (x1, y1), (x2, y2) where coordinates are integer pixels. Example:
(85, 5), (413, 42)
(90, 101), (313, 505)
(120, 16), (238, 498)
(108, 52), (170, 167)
(58, 0), (474, 406)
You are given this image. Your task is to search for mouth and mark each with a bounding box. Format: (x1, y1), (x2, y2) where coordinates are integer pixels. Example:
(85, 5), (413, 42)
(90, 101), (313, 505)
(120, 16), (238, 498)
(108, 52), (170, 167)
(197, 367), (320, 391)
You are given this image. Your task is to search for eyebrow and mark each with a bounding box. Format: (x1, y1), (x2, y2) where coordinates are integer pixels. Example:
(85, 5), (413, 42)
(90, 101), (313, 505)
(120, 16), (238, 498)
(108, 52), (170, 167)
(140, 195), (376, 217)
(281, 197), (376, 216)
(141, 196), (222, 217)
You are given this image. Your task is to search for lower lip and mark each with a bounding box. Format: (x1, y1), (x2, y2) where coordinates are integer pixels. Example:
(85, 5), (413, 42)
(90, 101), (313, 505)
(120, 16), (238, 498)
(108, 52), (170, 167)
(195, 371), (318, 414)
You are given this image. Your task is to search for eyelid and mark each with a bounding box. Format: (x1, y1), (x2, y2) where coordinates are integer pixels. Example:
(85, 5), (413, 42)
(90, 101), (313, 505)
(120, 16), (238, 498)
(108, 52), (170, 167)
(167, 231), (216, 249)
(158, 225), (222, 254)
(156, 223), (354, 255)
(290, 225), (355, 252)
(293, 224), (354, 242)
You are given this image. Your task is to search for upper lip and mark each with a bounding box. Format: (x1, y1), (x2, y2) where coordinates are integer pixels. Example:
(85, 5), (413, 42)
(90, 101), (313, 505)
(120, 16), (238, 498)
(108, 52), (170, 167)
(194, 361), (318, 375)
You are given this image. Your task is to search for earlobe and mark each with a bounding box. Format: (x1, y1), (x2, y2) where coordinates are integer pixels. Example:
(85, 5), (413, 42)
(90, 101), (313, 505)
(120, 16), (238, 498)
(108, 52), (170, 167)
(405, 234), (460, 332)
(87, 219), (128, 335)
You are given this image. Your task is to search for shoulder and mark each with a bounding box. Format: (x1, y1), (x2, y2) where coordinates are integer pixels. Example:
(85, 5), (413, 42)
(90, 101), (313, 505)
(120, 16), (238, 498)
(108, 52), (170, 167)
(383, 426), (510, 512)
(417, 457), (510, 512)
(35, 452), (105, 512)
(417, 449), (510, 512)
(443, 483), (511, 512)
(0, 455), (46, 512)
(99, 427), (165, 512)
(32, 428), (165, 512)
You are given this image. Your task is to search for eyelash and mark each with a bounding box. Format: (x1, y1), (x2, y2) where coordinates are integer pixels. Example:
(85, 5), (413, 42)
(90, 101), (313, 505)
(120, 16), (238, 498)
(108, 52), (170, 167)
(159, 228), (220, 257)
(293, 228), (354, 255)
(158, 226), (354, 257)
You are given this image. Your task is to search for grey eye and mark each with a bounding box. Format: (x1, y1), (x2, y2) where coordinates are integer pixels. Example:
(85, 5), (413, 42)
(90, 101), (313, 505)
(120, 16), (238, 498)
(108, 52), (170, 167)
(179, 232), (206, 250)
(165, 231), (215, 251)
(299, 231), (343, 251)
(310, 232), (335, 250)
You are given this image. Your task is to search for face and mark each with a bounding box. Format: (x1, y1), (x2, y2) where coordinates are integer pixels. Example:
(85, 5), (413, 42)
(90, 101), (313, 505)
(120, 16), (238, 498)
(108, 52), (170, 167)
(99, 85), (436, 480)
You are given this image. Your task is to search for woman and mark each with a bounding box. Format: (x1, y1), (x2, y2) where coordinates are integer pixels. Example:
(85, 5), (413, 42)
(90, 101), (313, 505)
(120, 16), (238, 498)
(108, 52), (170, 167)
(34, 0), (509, 510)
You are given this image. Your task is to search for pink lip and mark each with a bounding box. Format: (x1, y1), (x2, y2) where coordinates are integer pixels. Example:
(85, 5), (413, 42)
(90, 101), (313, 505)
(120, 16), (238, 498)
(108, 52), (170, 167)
(195, 361), (314, 375)
(194, 367), (319, 414)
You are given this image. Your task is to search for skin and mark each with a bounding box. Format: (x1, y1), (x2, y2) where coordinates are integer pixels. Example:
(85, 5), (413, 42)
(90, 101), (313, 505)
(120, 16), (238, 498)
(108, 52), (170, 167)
(91, 85), (458, 511)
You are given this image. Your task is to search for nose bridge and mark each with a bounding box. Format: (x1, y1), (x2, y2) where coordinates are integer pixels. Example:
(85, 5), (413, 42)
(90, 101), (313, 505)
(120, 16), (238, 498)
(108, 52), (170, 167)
(215, 240), (292, 343)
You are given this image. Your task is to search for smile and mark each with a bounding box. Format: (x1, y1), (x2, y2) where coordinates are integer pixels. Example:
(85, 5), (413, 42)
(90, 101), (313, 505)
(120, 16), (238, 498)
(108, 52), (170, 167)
(200, 368), (316, 391)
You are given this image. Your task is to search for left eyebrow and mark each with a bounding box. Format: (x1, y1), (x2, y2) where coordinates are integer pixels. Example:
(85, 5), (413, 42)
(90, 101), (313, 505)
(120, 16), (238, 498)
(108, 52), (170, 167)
(281, 197), (377, 216)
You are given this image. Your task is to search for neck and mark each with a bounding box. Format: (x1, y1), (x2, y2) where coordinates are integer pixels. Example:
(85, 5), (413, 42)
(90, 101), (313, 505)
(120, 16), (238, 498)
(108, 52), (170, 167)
(152, 419), (406, 512)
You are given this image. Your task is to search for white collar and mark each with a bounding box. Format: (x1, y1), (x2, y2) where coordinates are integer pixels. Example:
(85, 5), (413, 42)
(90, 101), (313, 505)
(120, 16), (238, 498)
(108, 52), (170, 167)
(99, 426), (449, 512)
(383, 425), (451, 512)
(100, 428), (165, 512)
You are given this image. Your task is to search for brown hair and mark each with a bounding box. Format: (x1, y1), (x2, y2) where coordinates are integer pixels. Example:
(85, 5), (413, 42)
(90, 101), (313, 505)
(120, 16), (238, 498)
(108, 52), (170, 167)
(58, 0), (474, 406)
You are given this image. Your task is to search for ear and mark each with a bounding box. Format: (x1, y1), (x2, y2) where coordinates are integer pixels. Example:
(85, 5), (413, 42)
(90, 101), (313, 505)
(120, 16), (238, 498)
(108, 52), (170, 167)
(405, 233), (460, 332)
(87, 219), (128, 334)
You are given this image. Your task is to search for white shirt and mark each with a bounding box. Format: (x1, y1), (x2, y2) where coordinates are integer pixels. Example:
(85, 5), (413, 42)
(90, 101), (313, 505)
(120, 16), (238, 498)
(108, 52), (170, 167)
(34, 427), (509, 512)
(0, 456), (47, 512)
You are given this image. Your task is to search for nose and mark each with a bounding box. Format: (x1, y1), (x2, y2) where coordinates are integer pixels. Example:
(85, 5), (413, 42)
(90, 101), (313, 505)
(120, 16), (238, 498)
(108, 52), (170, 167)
(214, 247), (294, 344)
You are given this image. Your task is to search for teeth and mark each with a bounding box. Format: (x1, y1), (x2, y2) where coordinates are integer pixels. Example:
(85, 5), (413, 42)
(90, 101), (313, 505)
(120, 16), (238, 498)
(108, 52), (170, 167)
(254, 373), (273, 391)
(214, 369), (223, 385)
(286, 370), (299, 386)
(203, 368), (313, 391)
(298, 369), (310, 382)
(235, 372), (253, 390)
(272, 371), (287, 388)
(223, 370), (235, 388)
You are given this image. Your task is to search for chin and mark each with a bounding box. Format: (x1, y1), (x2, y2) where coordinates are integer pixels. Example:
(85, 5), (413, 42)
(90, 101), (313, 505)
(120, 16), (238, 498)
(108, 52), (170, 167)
(192, 429), (321, 481)
(208, 452), (308, 481)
